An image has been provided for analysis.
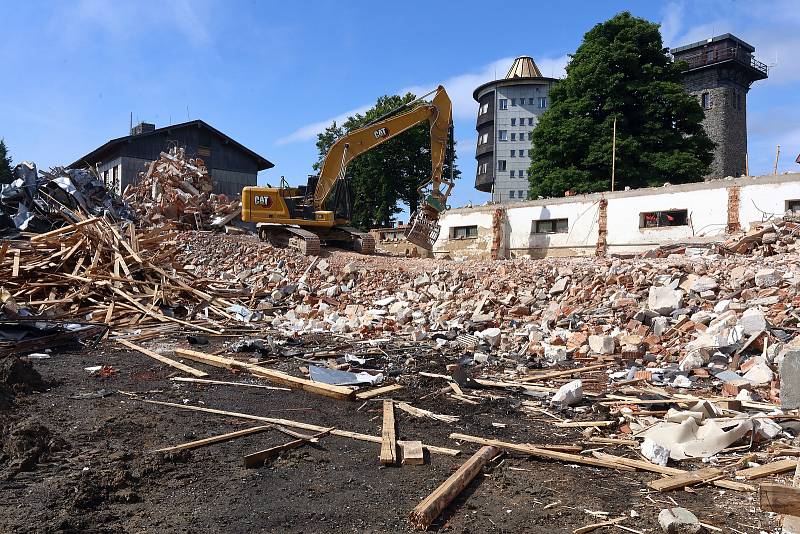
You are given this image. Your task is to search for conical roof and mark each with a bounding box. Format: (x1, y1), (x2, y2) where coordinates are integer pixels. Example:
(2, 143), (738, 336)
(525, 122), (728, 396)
(505, 56), (543, 78)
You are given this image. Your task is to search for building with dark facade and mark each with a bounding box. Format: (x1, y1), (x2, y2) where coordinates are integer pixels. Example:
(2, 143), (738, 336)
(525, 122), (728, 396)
(473, 56), (557, 203)
(672, 34), (768, 179)
(70, 120), (273, 197)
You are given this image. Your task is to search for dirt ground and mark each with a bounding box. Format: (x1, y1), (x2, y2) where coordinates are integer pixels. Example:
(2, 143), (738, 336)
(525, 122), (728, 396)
(0, 330), (783, 534)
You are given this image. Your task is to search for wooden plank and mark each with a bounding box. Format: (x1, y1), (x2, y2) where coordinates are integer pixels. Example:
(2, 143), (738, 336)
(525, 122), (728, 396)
(0, 241), (8, 266)
(117, 339), (208, 377)
(170, 377), (291, 391)
(588, 437), (638, 446)
(356, 383), (403, 400)
(30, 217), (101, 242)
(174, 348), (354, 401)
(647, 467), (724, 492)
(408, 446), (500, 530)
(450, 433), (632, 471)
(400, 440), (425, 466)
(573, 516), (626, 534)
(593, 452), (754, 492)
(108, 286), (220, 335)
(135, 398), (462, 457)
(554, 421), (614, 428)
(380, 400), (398, 465)
(11, 250), (20, 277)
(737, 459), (798, 480)
(521, 363), (608, 382)
(243, 429), (331, 468)
(760, 484), (800, 515)
(154, 425), (271, 452)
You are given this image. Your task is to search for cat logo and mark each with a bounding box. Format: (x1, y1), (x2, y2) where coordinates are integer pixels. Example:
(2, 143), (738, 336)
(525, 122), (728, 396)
(253, 195), (273, 208)
(373, 127), (389, 139)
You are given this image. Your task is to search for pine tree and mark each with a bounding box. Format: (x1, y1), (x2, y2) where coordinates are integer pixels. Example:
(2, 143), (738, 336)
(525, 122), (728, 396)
(0, 139), (13, 184)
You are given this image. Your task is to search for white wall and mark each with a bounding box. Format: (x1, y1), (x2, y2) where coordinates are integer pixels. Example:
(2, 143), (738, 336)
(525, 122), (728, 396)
(739, 180), (800, 228)
(435, 174), (800, 258)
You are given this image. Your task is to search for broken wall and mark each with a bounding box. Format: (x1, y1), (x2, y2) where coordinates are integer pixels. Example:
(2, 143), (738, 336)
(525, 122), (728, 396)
(437, 172), (800, 259)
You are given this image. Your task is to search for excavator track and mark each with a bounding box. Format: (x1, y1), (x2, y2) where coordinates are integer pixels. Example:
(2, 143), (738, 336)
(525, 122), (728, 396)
(334, 226), (376, 255)
(258, 225), (321, 256)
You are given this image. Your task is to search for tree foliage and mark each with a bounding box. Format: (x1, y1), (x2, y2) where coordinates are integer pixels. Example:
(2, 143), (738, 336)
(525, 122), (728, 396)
(314, 93), (459, 230)
(528, 11), (714, 198)
(0, 139), (13, 184)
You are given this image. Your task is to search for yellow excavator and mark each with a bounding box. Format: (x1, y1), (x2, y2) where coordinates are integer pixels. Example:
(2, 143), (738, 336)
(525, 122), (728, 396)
(241, 85), (455, 255)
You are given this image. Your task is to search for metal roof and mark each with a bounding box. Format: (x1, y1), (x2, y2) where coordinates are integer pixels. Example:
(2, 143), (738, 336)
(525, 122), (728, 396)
(506, 56), (543, 78)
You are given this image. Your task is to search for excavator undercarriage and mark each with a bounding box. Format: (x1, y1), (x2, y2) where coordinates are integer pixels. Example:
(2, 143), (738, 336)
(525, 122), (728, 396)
(257, 224), (375, 256)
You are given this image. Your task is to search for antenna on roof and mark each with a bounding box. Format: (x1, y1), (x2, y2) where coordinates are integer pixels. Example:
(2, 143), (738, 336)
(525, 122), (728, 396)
(186, 105), (190, 119)
(129, 112), (132, 132)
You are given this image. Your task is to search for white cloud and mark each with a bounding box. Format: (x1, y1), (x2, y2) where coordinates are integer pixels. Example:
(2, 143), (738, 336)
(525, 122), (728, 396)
(274, 104), (370, 146)
(277, 54), (570, 145)
(56, 0), (212, 46)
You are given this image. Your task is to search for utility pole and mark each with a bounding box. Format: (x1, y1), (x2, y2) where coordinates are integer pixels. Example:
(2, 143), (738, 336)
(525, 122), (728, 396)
(774, 144), (781, 175)
(611, 117), (617, 192)
(745, 151), (749, 176)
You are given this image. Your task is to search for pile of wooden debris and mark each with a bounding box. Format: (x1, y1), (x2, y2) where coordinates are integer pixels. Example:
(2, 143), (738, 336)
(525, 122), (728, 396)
(123, 147), (242, 230)
(0, 216), (263, 353)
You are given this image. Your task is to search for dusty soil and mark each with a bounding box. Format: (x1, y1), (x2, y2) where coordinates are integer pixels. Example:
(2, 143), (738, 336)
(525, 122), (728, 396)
(0, 335), (780, 533)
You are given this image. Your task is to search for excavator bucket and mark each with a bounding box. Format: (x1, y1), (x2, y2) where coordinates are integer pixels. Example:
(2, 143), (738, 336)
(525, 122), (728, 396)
(405, 206), (441, 251)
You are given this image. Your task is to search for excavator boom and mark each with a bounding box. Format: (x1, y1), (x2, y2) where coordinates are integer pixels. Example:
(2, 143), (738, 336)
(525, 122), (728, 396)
(242, 85), (454, 254)
(314, 86), (454, 249)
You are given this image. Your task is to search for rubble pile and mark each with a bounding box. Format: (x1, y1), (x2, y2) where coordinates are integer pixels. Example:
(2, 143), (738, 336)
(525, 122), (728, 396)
(0, 219), (263, 353)
(0, 162), (133, 238)
(723, 215), (800, 256)
(123, 147), (242, 229)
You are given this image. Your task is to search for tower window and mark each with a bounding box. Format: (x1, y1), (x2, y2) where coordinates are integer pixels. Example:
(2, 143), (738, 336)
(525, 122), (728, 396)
(538, 97), (547, 108)
(511, 98), (517, 106)
(498, 160), (507, 171)
(528, 117), (534, 126)
(499, 99), (508, 110)
(528, 98), (535, 105)
(510, 170), (515, 177)
(510, 150), (516, 157)
(499, 130), (508, 141)
(511, 133), (516, 141)
(511, 118), (516, 126)
(509, 190), (516, 198)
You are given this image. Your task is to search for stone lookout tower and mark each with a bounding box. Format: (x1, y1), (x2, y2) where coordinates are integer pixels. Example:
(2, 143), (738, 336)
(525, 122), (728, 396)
(672, 34), (768, 179)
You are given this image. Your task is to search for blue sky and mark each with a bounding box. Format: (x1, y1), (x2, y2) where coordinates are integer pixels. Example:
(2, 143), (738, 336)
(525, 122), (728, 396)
(1, 0), (799, 212)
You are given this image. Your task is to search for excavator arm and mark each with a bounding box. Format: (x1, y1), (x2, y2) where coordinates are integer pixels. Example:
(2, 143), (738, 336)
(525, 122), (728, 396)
(314, 85), (454, 249)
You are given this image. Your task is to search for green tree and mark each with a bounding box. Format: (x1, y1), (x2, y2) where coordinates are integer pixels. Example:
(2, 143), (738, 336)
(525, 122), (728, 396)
(0, 139), (13, 184)
(528, 11), (713, 198)
(314, 93), (460, 230)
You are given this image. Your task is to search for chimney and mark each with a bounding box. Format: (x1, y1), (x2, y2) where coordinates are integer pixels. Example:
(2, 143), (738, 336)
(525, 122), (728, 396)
(130, 122), (156, 136)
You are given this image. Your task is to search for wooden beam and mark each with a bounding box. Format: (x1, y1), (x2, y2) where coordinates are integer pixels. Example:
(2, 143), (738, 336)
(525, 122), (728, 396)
(154, 425), (271, 452)
(737, 459), (799, 480)
(380, 400), (397, 465)
(170, 377), (291, 391)
(409, 446), (500, 530)
(400, 440), (425, 466)
(647, 467), (724, 492)
(593, 452), (754, 492)
(174, 348), (354, 401)
(117, 339), (209, 377)
(521, 363), (608, 382)
(450, 433), (631, 471)
(760, 484), (800, 516)
(134, 398), (461, 457)
(573, 516), (626, 534)
(243, 429), (331, 468)
(355, 383), (403, 400)
(554, 421), (614, 428)
(30, 217), (101, 242)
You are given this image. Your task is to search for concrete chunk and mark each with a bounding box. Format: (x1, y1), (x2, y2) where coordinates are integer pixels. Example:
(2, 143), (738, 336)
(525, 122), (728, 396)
(658, 507), (701, 534)
(648, 286), (684, 315)
(779, 349), (800, 409)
